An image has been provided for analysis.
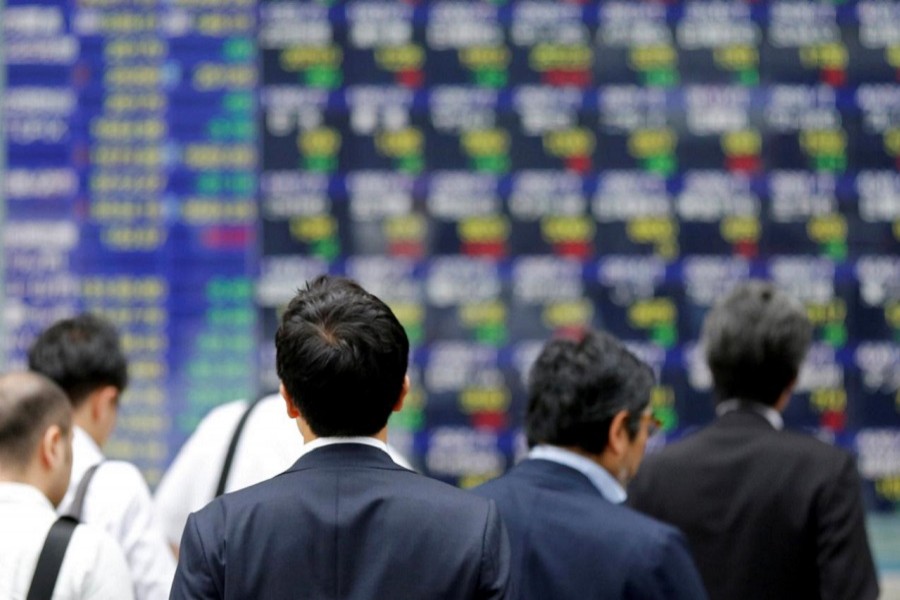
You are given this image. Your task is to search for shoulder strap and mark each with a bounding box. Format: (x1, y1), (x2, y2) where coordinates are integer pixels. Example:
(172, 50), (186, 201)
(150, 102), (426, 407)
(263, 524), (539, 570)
(27, 516), (79, 600)
(67, 461), (102, 521)
(215, 395), (266, 498)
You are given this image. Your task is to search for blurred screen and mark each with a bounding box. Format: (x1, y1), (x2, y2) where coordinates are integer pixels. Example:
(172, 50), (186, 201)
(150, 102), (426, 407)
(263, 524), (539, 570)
(2, 0), (899, 514)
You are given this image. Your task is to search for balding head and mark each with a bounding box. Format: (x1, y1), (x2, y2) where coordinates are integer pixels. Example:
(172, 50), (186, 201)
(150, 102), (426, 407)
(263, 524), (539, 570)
(0, 372), (72, 472)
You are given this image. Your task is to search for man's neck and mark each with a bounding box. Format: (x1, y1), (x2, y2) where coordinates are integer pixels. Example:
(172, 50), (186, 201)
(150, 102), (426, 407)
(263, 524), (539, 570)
(299, 418), (389, 445)
(73, 412), (104, 448)
(0, 467), (50, 500)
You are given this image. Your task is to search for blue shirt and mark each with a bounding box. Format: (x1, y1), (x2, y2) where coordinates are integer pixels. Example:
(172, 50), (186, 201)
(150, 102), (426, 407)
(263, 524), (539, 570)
(527, 445), (627, 504)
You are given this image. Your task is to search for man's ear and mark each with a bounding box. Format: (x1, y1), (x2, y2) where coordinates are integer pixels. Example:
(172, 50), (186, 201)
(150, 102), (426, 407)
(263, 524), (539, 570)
(774, 378), (796, 413)
(281, 382), (300, 419)
(606, 410), (630, 457)
(90, 386), (119, 421)
(40, 425), (64, 469)
(393, 375), (410, 413)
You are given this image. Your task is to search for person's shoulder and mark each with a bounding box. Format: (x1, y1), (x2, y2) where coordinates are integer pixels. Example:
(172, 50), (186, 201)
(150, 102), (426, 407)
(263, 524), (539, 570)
(775, 427), (848, 454)
(94, 459), (152, 491)
(638, 430), (709, 471)
(195, 399), (254, 432)
(249, 394), (288, 418)
(771, 428), (855, 471)
(471, 471), (507, 496)
(360, 463), (494, 510)
(614, 500), (679, 533)
(68, 521), (134, 597)
(70, 520), (129, 563)
(470, 463), (527, 500)
(195, 464), (495, 528)
(605, 501), (690, 553)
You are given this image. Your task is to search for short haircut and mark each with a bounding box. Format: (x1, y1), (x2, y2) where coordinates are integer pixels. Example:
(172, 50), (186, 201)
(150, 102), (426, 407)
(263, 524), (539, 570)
(0, 372), (72, 470)
(703, 280), (812, 406)
(526, 329), (655, 453)
(275, 275), (410, 437)
(27, 314), (129, 407)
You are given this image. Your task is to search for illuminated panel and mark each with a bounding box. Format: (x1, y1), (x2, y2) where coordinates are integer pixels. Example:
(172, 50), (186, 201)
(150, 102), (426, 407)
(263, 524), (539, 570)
(2, 0), (257, 483)
(256, 1), (900, 512)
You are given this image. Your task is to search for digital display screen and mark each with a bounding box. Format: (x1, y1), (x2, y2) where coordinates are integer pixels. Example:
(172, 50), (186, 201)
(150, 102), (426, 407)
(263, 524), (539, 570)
(3, 1), (899, 510)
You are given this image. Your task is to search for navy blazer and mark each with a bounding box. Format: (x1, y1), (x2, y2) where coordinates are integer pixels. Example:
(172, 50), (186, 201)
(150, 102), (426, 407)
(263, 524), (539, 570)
(171, 444), (510, 600)
(473, 458), (708, 600)
(629, 409), (879, 600)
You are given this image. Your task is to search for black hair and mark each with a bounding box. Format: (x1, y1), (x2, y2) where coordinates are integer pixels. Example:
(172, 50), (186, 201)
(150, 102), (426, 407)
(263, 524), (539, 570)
(275, 274), (409, 437)
(703, 280), (812, 406)
(0, 372), (72, 470)
(27, 313), (129, 407)
(525, 329), (654, 453)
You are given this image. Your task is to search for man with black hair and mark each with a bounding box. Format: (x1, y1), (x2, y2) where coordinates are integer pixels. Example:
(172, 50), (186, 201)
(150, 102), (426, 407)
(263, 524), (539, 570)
(0, 371), (133, 599)
(29, 314), (175, 600)
(171, 275), (510, 600)
(629, 280), (878, 600)
(474, 329), (707, 599)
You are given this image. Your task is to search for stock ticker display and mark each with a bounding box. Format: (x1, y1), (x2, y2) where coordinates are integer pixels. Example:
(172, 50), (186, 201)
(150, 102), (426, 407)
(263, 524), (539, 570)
(3, 1), (900, 507)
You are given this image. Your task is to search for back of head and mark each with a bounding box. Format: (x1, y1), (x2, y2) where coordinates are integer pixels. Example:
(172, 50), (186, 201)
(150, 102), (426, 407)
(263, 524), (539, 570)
(703, 280), (812, 406)
(526, 329), (655, 453)
(275, 275), (410, 437)
(27, 313), (129, 407)
(0, 372), (72, 473)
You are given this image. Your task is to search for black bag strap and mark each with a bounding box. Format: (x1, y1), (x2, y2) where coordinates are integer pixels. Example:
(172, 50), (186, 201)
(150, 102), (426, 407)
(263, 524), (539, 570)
(215, 395), (266, 498)
(67, 461), (102, 521)
(27, 516), (79, 600)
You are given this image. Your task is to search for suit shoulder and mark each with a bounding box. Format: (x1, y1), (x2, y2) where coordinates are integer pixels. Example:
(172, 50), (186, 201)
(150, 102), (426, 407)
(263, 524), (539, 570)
(610, 501), (684, 540)
(637, 434), (706, 472)
(773, 428), (849, 454)
(771, 429), (855, 470)
(470, 471), (508, 497)
(212, 463), (492, 513)
(391, 469), (497, 512)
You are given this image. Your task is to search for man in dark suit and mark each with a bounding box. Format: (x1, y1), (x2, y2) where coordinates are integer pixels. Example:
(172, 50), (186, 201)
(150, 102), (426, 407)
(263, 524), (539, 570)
(474, 329), (707, 600)
(170, 275), (510, 600)
(629, 280), (879, 600)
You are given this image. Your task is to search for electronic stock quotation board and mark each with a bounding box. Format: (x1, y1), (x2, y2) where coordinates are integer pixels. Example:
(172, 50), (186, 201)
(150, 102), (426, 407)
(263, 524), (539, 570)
(2, 1), (900, 511)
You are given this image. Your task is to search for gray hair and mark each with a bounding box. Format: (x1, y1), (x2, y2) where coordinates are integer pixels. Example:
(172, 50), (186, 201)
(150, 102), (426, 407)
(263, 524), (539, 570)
(702, 280), (812, 406)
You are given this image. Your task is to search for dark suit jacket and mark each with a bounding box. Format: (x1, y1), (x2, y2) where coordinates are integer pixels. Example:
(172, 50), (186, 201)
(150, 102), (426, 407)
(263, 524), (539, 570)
(629, 408), (879, 600)
(170, 444), (510, 600)
(473, 458), (708, 600)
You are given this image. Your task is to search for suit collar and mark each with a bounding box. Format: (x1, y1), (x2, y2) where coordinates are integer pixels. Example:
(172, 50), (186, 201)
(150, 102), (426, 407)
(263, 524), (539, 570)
(714, 404), (781, 431)
(528, 445), (626, 504)
(286, 443), (407, 473)
(299, 436), (390, 458)
(716, 399), (783, 430)
(513, 458), (611, 500)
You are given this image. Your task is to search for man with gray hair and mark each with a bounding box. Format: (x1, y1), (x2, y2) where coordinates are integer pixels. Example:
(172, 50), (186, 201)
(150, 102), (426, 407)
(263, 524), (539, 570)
(629, 280), (878, 600)
(0, 371), (133, 599)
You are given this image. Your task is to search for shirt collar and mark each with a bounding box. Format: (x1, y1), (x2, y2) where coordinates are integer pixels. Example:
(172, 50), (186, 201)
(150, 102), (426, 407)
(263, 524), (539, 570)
(0, 481), (56, 511)
(73, 425), (104, 462)
(527, 445), (627, 504)
(716, 399), (784, 430)
(298, 436), (390, 459)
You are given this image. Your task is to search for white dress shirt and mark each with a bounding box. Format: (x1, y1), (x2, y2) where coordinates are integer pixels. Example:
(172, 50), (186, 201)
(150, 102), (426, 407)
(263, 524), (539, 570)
(298, 435), (393, 458)
(58, 427), (175, 600)
(0, 482), (134, 600)
(154, 394), (413, 547)
(528, 444), (628, 504)
(716, 399), (784, 430)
